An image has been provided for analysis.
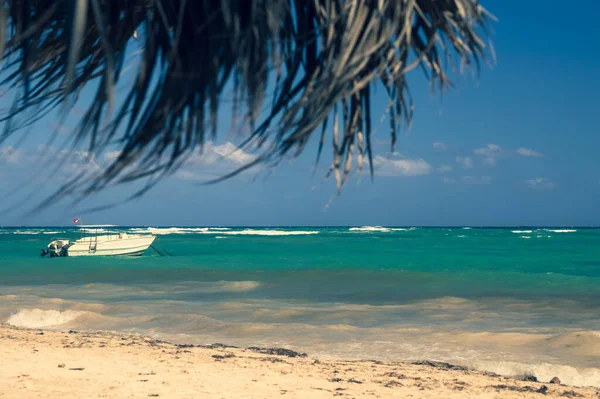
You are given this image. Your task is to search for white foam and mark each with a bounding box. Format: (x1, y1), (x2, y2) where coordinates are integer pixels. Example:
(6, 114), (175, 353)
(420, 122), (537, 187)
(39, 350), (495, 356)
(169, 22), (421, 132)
(512, 230), (532, 234)
(215, 236), (227, 239)
(130, 227), (317, 236)
(7, 309), (86, 328)
(217, 229), (318, 236)
(391, 228), (409, 231)
(14, 230), (40, 235)
(349, 226), (391, 232)
(42, 231), (63, 234)
(462, 227), (472, 230)
(521, 236), (531, 239)
(166, 281), (262, 293)
(472, 360), (600, 387)
(211, 281), (261, 292)
(130, 227), (210, 235)
(546, 229), (577, 233)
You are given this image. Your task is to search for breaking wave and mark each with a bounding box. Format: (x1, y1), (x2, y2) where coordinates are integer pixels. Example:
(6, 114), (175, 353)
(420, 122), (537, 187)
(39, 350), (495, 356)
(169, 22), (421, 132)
(207, 281), (261, 292)
(7, 309), (86, 328)
(472, 360), (600, 387)
(216, 229), (318, 236)
(349, 226), (391, 232)
(512, 230), (532, 234)
(130, 227), (210, 235)
(130, 227), (318, 236)
(12, 229), (67, 235)
(546, 229), (577, 233)
(349, 226), (410, 232)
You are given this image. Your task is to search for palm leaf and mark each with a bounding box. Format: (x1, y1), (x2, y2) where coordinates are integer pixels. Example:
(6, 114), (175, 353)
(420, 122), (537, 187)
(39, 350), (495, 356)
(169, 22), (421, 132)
(0, 0), (495, 197)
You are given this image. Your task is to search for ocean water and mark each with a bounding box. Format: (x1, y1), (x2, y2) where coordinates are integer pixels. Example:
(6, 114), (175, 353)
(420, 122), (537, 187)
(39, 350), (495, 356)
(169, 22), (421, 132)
(1, 226), (600, 386)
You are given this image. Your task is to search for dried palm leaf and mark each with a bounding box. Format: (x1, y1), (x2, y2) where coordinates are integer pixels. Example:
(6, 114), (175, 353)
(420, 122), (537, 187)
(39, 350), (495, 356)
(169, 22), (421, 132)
(0, 0), (495, 198)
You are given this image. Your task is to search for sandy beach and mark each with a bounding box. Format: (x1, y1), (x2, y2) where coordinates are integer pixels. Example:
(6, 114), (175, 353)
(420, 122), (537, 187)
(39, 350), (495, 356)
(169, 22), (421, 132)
(0, 325), (597, 398)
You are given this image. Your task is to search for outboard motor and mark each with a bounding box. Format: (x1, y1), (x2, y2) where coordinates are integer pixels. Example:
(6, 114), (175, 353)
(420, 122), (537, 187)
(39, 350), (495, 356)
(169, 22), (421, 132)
(41, 239), (71, 258)
(48, 243), (58, 257)
(59, 245), (69, 257)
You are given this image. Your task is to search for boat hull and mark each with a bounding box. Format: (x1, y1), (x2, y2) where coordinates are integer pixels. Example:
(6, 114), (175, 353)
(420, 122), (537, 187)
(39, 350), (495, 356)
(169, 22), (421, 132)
(66, 235), (156, 257)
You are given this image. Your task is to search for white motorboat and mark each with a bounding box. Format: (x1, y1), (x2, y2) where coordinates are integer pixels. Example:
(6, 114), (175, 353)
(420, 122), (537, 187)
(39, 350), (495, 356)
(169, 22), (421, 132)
(41, 224), (156, 257)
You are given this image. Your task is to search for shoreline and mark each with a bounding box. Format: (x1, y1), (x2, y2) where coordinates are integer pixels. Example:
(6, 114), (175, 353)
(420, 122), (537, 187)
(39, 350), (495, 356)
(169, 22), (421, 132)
(1, 324), (597, 398)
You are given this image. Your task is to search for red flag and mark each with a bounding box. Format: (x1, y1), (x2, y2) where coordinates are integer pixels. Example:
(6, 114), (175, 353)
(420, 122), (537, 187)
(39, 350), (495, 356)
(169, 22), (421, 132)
(72, 218), (80, 223)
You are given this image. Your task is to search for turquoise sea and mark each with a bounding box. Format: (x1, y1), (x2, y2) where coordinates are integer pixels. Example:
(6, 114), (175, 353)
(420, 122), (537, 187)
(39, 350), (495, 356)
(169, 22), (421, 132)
(1, 226), (599, 386)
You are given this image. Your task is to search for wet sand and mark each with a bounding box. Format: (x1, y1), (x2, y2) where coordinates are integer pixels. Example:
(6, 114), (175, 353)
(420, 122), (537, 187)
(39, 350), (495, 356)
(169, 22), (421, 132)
(0, 324), (597, 398)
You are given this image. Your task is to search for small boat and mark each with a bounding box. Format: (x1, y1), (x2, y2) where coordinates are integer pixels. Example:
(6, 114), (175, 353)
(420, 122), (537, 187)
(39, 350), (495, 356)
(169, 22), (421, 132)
(41, 224), (156, 257)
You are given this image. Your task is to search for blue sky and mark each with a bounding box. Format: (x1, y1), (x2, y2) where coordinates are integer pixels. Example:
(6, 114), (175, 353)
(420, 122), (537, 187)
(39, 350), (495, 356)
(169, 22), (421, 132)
(1, 0), (600, 226)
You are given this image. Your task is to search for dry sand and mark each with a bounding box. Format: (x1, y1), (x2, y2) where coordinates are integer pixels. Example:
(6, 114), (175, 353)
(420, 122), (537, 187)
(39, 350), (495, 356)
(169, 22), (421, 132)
(0, 324), (597, 398)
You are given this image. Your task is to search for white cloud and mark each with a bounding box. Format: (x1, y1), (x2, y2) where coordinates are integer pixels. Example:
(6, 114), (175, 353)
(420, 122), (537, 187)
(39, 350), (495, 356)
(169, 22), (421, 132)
(474, 143), (502, 157)
(517, 147), (544, 157)
(64, 150), (95, 163)
(456, 156), (474, 169)
(176, 141), (259, 181)
(1, 146), (100, 177)
(474, 144), (502, 166)
(373, 156), (433, 176)
(461, 176), (492, 185)
(433, 142), (447, 150)
(185, 142), (258, 166)
(471, 144), (544, 165)
(525, 178), (556, 190)
(210, 142), (257, 165)
(438, 164), (453, 173)
(2, 143), (259, 183)
(443, 177), (455, 184)
(0, 146), (23, 164)
(100, 143), (258, 182)
(56, 149), (101, 177)
(103, 151), (122, 163)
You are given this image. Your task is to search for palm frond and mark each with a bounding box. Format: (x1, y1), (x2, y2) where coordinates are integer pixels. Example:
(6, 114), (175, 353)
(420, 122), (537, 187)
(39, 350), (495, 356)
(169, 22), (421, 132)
(1, 0), (495, 196)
